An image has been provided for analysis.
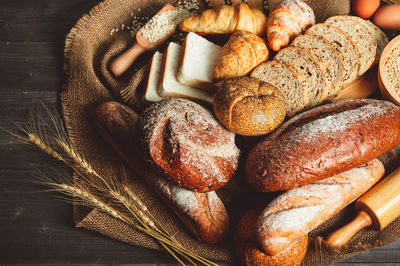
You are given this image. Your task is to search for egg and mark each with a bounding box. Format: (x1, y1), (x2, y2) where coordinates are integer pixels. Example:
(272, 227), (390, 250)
(373, 4), (400, 30)
(352, 0), (380, 19)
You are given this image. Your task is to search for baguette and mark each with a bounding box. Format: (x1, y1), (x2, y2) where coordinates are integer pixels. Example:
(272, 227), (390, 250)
(94, 101), (230, 243)
(257, 159), (384, 256)
(245, 99), (400, 192)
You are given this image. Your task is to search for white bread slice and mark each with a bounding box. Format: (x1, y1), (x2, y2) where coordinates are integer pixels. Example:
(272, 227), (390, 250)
(158, 42), (214, 104)
(144, 51), (164, 102)
(177, 32), (221, 92)
(291, 34), (345, 97)
(275, 46), (328, 107)
(325, 16), (377, 76)
(251, 60), (307, 117)
(306, 24), (359, 86)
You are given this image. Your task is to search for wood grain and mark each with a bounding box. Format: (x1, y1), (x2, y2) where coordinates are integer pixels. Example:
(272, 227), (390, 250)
(1, 0), (400, 264)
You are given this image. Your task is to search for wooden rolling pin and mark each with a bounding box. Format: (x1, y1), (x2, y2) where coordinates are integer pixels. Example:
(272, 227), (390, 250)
(325, 166), (400, 248)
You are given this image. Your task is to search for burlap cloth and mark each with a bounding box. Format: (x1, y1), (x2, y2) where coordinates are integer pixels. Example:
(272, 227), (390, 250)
(61, 0), (400, 264)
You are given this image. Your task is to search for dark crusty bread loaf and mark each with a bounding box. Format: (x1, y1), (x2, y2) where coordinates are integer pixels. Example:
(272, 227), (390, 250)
(245, 99), (400, 192)
(213, 76), (286, 136)
(235, 207), (308, 266)
(138, 98), (240, 192)
(257, 159), (384, 256)
(94, 101), (230, 243)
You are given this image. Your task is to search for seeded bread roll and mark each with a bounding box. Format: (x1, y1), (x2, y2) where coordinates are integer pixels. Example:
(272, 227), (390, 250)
(291, 34), (345, 97)
(213, 76), (286, 136)
(275, 46), (328, 107)
(235, 207), (308, 266)
(251, 61), (308, 117)
(138, 98), (241, 192)
(306, 24), (359, 85)
(325, 16), (377, 76)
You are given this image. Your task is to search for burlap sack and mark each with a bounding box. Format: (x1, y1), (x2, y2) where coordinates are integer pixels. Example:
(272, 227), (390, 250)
(61, 0), (400, 264)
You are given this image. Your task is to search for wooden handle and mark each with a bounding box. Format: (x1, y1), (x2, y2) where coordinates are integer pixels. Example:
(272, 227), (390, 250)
(110, 42), (147, 77)
(324, 210), (373, 249)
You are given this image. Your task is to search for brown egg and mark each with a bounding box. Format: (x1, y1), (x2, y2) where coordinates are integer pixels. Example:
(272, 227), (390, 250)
(373, 4), (400, 30)
(352, 0), (380, 19)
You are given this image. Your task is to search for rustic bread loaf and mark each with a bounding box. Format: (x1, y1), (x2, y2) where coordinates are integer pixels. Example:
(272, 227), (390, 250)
(325, 16), (377, 76)
(257, 159), (384, 256)
(213, 76), (286, 136)
(94, 101), (230, 243)
(251, 60), (308, 116)
(235, 207), (308, 266)
(291, 34), (345, 97)
(306, 23), (359, 85)
(245, 99), (400, 192)
(275, 46), (328, 107)
(138, 98), (240, 192)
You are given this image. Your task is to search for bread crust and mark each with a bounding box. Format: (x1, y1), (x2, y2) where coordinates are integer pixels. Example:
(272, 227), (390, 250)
(245, 99), (400, 192)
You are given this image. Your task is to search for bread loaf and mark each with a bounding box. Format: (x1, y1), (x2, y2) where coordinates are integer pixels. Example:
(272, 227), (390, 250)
(245, 99), (400, 192)
(235, 207), (308, 266)
(138, 98), (241, 192)
(257, 159), (384, 255)
(94, 101), (230, 243)
(213, 76), (286, 136)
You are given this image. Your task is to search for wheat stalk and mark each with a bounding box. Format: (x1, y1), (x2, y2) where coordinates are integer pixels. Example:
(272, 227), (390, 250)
(382, 0), (400, 4)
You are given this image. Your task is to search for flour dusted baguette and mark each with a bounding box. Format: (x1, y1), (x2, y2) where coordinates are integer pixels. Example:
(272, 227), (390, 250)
(245, 99), (400, 192)
(257, 159), (384, 256)
(94, 101), (229, 243)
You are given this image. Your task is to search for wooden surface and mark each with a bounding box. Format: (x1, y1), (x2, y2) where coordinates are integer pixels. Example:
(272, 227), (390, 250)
(1, 0), (400, 264)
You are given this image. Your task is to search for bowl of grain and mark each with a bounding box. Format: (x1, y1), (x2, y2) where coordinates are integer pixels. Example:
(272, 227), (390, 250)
(378, 34), (400, 106)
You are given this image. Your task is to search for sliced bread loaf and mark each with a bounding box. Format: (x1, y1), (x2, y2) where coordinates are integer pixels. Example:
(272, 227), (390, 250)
(177, 32), (221, 92)
(291, 34), (345, 97)
(325, 16), (377, 76)
(346, 16), (388, 65)
(306, 23), (359, 86)
(144, 51), (164, 102)
(158, 42), (214, 104)
(251, 60), (307, 117)
(275, 46), (328, 107)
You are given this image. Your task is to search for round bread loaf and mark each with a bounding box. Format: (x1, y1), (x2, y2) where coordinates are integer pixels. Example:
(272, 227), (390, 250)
(213, 76), (286, 136)
(234, 207), (308, 266)
(138, 98), (240, 192)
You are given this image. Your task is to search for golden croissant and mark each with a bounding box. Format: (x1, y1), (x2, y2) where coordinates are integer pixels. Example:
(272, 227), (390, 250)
(268, 0), (315, 51)
(179, 3), (267, 36)
(213, 31), (269, 81)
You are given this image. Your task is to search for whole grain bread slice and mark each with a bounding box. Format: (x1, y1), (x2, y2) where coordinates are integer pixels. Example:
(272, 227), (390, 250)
(250, 60), (307, 117)
(345, 15), (388, 65)
(325, 16), (377, 76)
(292, 34), (345, 97)
(306, 23), (359, 86)
(275, 46), (328, 107)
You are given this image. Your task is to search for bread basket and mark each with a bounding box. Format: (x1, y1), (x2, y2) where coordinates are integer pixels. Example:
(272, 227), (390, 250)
(378, 34), (400, 106)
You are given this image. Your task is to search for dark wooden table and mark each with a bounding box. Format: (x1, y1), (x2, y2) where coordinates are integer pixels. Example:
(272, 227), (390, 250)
(1, 0), (400, 264)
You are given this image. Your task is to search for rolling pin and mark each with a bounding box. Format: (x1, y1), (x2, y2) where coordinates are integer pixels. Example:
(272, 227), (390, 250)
(325, 166), (400, 248)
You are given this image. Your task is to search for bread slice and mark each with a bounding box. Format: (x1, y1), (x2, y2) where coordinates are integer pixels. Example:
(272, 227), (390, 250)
(177, 32), (221, 92)
(346, 16), (388, 65)
(306, 23), (359, 86)
(251, 60), (307, 117)
(325, 16), (377, 76)
(292, 34), (345, 97)
(144, 51), (164, 102)
(275, 46), (328, 107)
(158, 42), (214, 104)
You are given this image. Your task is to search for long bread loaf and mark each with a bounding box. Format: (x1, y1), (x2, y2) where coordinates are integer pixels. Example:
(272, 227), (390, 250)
(94, 101), (229, 243)
(245, 99), (400, 192)
(257, 159), (384, 256)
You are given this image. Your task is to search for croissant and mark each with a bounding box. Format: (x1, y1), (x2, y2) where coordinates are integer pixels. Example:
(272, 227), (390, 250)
(213, 31), (269, 81)
(179, 3), (267, 36)
(267, 0), (315, 51)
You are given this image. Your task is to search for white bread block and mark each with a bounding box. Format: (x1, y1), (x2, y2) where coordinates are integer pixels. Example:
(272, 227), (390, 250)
(159, 42), (214, 104)
(144, 51), (164, 102)
(177, 32), (221, 92)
